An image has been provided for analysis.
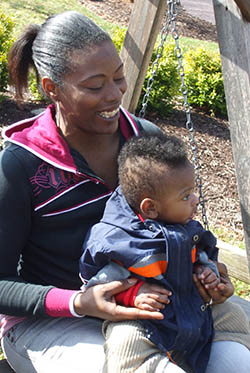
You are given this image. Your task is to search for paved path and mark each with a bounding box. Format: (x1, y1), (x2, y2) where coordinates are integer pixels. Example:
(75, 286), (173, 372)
(180, 0), (215, 25)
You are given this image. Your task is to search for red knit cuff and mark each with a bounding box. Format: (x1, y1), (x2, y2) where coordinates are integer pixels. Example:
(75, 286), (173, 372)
(115, 280), (144, 307)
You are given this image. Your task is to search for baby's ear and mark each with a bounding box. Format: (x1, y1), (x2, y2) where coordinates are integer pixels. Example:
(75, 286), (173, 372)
(140, 198), (158, 219)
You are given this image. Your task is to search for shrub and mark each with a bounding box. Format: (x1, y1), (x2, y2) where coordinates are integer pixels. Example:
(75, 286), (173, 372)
(138, 42), (180, 116)
(183, 48), (227, 116)
(0, 13), (46, 101)
(112, 27), (227, 117)
(0, 12), (14, 91)
(111, 27), (126, 53)
(28, 72), (47, 102)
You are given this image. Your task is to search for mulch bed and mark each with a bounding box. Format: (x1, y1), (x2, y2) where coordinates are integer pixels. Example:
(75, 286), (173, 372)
(0, 0), (244, 242)
(80, 0), (218, 42)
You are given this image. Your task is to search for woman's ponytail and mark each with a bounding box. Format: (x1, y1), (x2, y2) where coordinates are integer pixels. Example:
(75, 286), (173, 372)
(8, 24), (41, 100)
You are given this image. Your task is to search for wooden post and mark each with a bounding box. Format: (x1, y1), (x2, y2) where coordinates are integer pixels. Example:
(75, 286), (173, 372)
(213, 0), (250, 280)
(120, 0), (166, 112)
(233, 0), (250, 22)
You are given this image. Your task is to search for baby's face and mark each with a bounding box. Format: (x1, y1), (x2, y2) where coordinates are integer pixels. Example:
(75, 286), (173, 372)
(154, 164), (198, 225)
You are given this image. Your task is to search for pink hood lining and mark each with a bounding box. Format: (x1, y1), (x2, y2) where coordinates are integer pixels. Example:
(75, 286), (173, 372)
(3, 105), (139, 173)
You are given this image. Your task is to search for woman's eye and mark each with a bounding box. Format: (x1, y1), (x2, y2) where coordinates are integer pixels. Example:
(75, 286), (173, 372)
(87, 86), (102, 91)
(183, 195), (190, 201)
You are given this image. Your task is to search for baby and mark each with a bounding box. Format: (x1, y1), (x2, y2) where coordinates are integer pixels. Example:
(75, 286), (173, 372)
(80, 133), (250, 372)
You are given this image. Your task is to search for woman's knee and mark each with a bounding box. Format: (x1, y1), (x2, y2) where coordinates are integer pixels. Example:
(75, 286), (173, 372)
(2, 317), (105, 373)
(206, 341), (250, 373)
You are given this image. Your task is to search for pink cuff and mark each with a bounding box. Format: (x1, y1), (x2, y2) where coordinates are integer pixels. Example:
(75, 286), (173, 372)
(45, 288), (78, 317)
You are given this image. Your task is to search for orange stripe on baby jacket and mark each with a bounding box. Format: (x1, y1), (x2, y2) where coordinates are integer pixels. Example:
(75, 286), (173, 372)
(128, 260), (167, 278)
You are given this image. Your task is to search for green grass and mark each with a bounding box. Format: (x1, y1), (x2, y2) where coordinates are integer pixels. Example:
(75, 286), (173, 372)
(1, 0), (218, 53)
(231, 277), (250, 300)
(0, 0), (119, 37)
(211, 226), (245, 250)
(179, 36), (219, 54)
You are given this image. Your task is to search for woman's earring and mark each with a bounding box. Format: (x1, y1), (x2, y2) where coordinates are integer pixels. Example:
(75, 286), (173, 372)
(55, 101), (60, 127)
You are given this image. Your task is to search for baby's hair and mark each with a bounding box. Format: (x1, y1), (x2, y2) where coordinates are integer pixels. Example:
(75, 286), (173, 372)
(118, 133), (189, 210)
(8, 11), (112, 99)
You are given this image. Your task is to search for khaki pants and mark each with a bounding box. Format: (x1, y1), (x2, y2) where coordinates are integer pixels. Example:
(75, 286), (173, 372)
(103, 301), (250, 373)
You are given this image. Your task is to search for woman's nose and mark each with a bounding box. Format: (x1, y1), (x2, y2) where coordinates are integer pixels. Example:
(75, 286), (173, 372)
(105, 79), (127, 103)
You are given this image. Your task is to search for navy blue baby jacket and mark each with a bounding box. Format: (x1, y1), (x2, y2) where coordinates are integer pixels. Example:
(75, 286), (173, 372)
(80, 187), (219, 372)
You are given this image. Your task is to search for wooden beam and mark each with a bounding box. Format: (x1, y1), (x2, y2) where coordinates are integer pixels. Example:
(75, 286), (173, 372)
(217, 240), (250, 284)
(120, 0), (166, 113)
(213, 0), (250, 283)
(233, 0), (250, 22)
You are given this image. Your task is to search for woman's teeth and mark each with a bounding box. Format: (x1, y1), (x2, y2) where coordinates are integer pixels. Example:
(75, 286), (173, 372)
(99, 108), (119, 119)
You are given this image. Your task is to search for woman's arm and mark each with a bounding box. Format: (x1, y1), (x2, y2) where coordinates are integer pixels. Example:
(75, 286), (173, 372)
(0, 148), (166, 321)
(0, 148), (52, 316)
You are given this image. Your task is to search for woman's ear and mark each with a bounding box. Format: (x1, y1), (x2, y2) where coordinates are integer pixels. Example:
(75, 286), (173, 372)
(42, 77), (59, 101)
(140, 198), (158, 220)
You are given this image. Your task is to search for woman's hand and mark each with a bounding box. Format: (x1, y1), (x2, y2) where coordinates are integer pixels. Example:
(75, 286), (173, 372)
(193, 262), (234, 304)
(134, 282), (171, 312)
(74, 278), (165, 321)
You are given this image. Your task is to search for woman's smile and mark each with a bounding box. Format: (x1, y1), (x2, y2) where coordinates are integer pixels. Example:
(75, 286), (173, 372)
(97, 106), (120, 120)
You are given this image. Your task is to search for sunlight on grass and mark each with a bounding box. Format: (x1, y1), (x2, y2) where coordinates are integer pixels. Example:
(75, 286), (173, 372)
(231, 277), (250, 300)
(211, 226), (245, 250)
(179, 36), (219, 54)
(1, 0), (218, 53)
(153, 33), (219, 54)
(0, 0), (118, 37)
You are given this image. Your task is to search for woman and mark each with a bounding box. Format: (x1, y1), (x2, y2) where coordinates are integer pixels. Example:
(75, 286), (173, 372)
(0, 10), (248, 373)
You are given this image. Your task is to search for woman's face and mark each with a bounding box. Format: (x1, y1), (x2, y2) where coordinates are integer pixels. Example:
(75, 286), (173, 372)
(57, 40), (127, 136)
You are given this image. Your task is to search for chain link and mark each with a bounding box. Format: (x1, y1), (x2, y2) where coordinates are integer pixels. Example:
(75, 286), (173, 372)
(139, 0), (209, 229)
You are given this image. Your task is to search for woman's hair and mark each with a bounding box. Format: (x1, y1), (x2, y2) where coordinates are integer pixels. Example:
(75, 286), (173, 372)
(118, 133), (189, 210)
(8, 11), (112, 99)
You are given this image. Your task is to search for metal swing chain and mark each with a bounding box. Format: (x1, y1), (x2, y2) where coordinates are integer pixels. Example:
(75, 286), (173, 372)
(139, 0), (209, 230)
(138, 1), (173, 119)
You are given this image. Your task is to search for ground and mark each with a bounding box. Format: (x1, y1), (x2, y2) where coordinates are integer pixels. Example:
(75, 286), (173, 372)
(80, 0), (218, 42)
(0, 0), (244, 242)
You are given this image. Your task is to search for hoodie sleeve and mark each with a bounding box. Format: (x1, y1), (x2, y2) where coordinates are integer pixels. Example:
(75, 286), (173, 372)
(199, 230), (219, 261)
(81, 234), (145, 307)
(80, 236), (111, 283)
(0, 148), (52, 316)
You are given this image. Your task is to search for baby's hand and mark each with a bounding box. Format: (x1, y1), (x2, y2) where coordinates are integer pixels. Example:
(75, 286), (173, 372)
(134, 283), (171, 312)
(208, 262), (234, 304)
(194, 264), (220, 291)
(193, 262), (234, 305)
